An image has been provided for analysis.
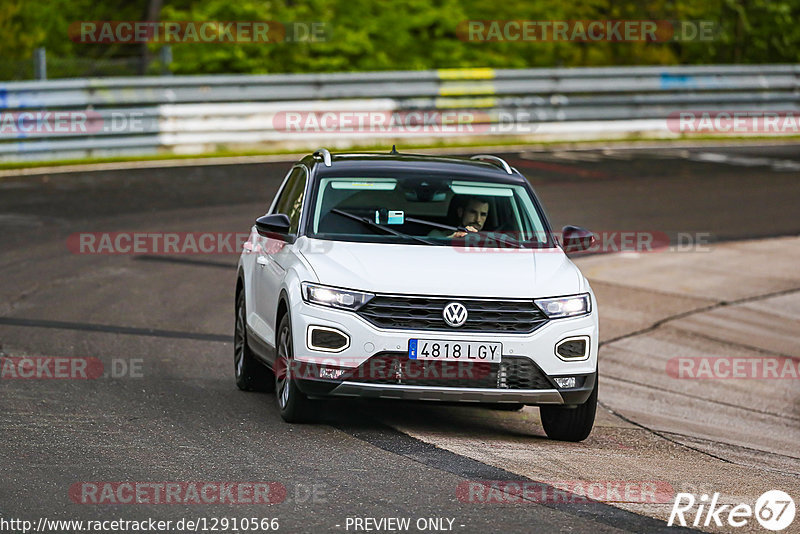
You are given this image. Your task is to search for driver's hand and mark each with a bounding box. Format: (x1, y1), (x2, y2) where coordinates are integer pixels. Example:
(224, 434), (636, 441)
(449, 225), (479, 238)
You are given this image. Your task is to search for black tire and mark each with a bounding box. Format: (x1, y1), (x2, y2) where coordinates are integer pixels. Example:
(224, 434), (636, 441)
(234, 291), (275, 392)
(274, 313), (313, 423)
(540, 378), (597, 442)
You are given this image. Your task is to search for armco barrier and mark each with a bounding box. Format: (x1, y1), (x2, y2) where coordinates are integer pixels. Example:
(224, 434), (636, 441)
(0, 65), (798, 161)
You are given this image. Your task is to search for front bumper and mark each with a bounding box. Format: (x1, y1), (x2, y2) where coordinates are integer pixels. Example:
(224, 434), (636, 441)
(331, 382), (565, 403)
(293, 360), (597, 406)
(325, 370), (595, 405)
(289, 298), (598, 406)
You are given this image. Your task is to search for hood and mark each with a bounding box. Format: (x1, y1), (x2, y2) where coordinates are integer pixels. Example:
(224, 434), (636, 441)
(297, 238), (582, 298)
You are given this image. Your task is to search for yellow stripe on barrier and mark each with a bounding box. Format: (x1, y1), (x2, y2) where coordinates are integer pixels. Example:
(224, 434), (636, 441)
(439, 82), (496, 96)
(437, 68), (496, 80)
(435, 96), (498, 109)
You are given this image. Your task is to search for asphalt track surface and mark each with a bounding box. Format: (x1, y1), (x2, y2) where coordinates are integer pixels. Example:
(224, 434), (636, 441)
(1, 143), (799, 533)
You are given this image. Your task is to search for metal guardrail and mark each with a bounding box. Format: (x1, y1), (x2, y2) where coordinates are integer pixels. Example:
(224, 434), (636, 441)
(1, 65), (798, 161)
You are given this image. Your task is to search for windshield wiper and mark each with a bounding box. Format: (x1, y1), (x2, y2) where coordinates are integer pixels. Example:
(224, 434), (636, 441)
(403, 216), (524, 249)
(330, 209), (440, 246)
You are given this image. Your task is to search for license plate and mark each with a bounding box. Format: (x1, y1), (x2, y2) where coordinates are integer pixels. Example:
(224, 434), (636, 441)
(408, 339), (502, 362)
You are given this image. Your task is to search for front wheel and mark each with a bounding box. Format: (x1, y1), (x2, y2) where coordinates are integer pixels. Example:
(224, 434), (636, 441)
(539, 377), (597, 442)
(275, 313), (313, 423)
(234, 291), (274, 392)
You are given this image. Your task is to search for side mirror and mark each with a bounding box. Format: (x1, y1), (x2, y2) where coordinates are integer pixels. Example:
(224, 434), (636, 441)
(561, 225), (596, 253)
(255, 214), (291, 238)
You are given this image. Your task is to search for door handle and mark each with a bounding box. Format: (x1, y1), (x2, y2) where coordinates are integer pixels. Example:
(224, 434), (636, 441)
(256, 256), (269, 266)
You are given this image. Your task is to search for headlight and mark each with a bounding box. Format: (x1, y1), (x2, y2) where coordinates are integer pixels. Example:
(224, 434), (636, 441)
(534, 294), (591, 319)
(301, 282), (374, 310)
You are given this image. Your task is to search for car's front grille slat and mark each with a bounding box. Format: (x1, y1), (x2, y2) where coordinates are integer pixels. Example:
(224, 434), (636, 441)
(358, 295), (548, 334)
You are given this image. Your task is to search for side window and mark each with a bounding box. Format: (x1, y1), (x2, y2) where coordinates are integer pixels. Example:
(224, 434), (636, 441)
(272, 167), (307, 234)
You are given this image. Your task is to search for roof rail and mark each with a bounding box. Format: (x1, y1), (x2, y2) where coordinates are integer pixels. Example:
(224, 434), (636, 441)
(313, 148), (332, 167)
(470, 154), (513, 174)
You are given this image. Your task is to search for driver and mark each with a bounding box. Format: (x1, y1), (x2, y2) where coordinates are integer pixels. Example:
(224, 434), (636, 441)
(428, 196), (489, 238)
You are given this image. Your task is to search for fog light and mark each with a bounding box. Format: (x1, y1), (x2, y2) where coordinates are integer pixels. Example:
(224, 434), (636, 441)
(307, 325), (350, 353)
(555, 336), (590, 360)
(553, 377), (576, 388)
(319, 366), (346, 380)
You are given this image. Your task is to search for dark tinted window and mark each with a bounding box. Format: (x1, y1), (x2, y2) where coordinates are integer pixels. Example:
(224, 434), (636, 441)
(308, 175), (549, 246)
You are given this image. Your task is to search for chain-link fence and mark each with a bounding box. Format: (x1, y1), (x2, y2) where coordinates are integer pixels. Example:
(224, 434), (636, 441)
(1, 48), (171, 81)
(0, 59), (35, 81)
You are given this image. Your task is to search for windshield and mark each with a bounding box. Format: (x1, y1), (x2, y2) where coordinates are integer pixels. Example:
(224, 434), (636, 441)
(306, 175), (552, 247)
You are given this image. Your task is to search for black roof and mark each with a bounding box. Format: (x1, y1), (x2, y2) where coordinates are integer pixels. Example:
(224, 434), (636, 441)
(302, 152), (528, 184)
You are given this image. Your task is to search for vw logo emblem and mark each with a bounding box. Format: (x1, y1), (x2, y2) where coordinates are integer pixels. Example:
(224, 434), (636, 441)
(442, 302), (468, 328)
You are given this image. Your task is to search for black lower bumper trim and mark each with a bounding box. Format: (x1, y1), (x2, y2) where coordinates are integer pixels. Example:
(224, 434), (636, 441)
(553, 372), (597, 405)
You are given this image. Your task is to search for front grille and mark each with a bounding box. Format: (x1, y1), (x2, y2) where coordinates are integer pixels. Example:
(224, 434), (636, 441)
(344, 353), (554, 389)
(357, 295), (548, 333)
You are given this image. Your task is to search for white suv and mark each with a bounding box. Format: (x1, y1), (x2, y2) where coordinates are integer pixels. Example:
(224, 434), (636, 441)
(235, 149), (599, 441)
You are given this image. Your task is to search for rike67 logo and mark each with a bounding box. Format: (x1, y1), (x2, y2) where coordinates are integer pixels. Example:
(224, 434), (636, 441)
(668, 490), (795, 531)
